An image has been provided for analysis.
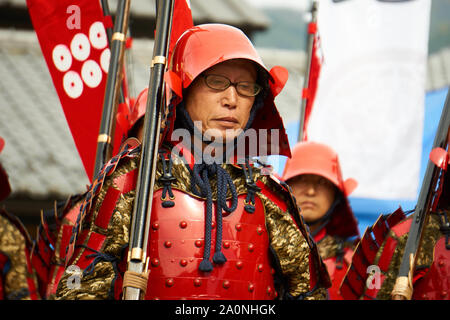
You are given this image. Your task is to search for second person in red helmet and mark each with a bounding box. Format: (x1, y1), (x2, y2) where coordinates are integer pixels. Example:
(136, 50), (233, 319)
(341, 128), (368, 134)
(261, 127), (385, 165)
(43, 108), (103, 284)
(283, 141), (360, 299)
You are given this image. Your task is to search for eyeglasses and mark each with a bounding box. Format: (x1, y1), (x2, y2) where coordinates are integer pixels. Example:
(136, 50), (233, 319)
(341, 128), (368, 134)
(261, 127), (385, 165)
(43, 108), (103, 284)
(201, 74), (262, 97)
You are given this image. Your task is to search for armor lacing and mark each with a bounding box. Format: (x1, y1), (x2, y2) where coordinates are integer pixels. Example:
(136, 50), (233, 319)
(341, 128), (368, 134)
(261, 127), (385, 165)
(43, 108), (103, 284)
(158, 149), (176, 208)
(81, 245), (118, 276)
(335, 239), (345, 270)
(191, 161), (238, 272)
(240, 157), (261, 213)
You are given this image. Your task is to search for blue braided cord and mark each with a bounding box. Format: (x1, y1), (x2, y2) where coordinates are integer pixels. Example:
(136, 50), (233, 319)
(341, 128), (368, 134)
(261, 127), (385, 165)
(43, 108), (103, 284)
(83, 250), (118, 276)
(191, 162), (238, 271)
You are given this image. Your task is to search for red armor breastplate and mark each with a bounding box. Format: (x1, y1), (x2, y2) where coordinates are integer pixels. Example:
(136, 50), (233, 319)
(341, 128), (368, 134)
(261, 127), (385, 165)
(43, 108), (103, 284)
(323, 248), (353, 300)
(314, 229), (353, 300)
(145, 188), (276, 300)
(412, 236), (450, 300)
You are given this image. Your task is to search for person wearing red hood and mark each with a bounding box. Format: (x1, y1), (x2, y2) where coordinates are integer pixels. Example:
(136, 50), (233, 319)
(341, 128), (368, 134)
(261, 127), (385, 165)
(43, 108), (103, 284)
(54, 24), (330, 300)
(282, 141), (360, 300)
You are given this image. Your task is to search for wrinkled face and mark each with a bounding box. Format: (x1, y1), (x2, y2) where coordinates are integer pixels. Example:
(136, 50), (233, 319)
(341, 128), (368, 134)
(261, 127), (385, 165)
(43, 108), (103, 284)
(288, 174), (336, 226)
(184, 59), (257, 141)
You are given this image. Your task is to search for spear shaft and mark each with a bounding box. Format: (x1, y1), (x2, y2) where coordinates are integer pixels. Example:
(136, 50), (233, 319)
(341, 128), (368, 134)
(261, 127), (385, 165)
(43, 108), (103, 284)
(100, 0), (125, 105)
(123, 0), (174, 300)
(93, 0), (131, 178)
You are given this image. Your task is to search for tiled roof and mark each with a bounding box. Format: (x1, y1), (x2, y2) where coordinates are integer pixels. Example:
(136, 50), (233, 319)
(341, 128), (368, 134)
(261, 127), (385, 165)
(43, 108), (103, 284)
(0, 29), (449, 199)
(0, 30), (90, 198)
(0, 0), (270, 31)
(107, 0), (270, 29)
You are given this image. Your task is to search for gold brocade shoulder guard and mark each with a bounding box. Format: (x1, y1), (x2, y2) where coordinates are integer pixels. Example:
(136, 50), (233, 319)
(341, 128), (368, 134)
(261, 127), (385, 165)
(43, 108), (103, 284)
(375, 210), (449, 300)
(0, 209), (40, 300)
(316, 234), (356, 261)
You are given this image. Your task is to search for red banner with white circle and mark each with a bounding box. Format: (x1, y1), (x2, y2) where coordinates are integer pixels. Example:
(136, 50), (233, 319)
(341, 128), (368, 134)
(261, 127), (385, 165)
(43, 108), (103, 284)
(27, 0), (126, 182)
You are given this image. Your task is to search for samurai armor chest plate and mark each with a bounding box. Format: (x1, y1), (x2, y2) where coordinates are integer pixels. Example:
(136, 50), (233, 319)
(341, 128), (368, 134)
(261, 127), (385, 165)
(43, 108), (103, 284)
(412, 236), (450, 300)
(145, 188), (276, 300)
(323, 247), (353, 300)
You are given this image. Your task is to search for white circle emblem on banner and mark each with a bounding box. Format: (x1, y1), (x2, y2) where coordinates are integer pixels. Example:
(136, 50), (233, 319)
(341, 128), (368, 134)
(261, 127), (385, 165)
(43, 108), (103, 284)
(89, 22), (108, 50)
(70, 33), (91, 61)
(81, 60), (102, 88)
(100, 48), (110, 73)
(63, 71), (83, 99)
(52, 44), (72, 72)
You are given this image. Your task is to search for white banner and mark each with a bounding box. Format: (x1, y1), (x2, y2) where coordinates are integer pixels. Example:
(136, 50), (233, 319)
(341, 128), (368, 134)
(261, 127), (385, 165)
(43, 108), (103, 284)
(307, 0), (431, 200)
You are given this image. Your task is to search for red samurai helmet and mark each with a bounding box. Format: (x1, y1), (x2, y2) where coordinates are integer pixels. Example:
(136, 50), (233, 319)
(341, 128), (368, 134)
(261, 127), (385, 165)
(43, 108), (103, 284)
(130, 24), (292, 157)
(282, 141), (359, 238)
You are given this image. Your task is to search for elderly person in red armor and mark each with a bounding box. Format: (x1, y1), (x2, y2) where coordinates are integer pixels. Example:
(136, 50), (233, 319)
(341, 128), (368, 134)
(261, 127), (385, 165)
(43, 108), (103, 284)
(282, 141), (359, 300)
(55, 24), (330, 300)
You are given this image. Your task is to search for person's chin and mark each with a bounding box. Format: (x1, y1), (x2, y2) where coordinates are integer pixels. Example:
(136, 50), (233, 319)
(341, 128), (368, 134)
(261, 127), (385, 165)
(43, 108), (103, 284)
(300, 209), (320, 219)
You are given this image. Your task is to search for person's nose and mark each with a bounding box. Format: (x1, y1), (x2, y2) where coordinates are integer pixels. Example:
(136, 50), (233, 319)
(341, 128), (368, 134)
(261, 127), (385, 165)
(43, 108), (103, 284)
(304, 183), (316, 196)
(222, 85), (238, 109)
